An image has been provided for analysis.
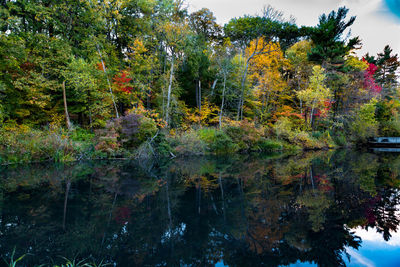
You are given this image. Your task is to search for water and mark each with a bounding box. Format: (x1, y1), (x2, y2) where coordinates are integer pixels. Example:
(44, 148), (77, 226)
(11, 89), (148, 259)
(0, 150), (399, 266)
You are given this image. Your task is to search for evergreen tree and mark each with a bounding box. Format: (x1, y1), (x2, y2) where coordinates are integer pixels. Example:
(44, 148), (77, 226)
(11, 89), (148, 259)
(308, 6), (361, 66)
(375, 45), (400, 98)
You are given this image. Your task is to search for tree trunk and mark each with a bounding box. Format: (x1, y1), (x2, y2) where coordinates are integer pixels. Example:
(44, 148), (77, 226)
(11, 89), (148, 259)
(219, 73), (226, 129)
(166, 55), (175, 126)
(211, 78), (218, 96)
(310, 99), (316, 129)
(195, 78), (199, 111)
(237, 60), (250, 120)
(198, 80), (201, 112)
(96, 45), (119, 119)
(62, 81), (72, 130)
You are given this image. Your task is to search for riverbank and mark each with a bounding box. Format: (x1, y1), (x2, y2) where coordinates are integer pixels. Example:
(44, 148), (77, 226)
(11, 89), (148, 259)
(0, 120), (340, 165)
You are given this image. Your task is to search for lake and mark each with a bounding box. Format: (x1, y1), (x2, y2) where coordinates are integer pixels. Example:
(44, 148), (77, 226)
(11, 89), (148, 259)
(1, 150), (399, 266)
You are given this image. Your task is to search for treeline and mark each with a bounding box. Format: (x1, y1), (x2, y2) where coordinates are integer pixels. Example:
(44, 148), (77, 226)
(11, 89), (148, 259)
(0, 0), (400, 163)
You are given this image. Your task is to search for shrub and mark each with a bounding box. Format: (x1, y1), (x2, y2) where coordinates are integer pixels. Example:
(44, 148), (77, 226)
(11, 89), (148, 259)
(257, 138), (284, 151)
(291, 131), (323, 150)
(224, 120), (264, 151)
(349, 99), (379, 144)
(172, 130), (207, 156)
(273, 117), (293, 140)
(95, 120), (122, 156)
(95, 113), (158, 155)
(70, 127), (95, 142)
(197, 128), (217, 144)
(197, 128), (237, 154)
(332, 132), (347, 147)
(137, 117), (158, 143)
(317, 131), (336, 148)
(380, 116), (400, 136)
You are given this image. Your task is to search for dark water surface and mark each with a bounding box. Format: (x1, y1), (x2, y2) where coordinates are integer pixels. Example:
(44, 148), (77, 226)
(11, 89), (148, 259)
(1, 150), (400, 266)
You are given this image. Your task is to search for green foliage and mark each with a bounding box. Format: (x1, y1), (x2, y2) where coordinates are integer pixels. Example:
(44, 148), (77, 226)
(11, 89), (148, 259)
(198, 128), (237, 154)
(0, 124), (95, 165)
(274, 117), (293, 140)
(349, 99), (379, 144)
(257, 139), (285, 151)
(2, 247), (25, 267)
(308, 7), (361, 65)
(70, 128), (95, 142)
(171, 130), (207, 156)
(1, 0), (399, 160)
(332, 132), (347, 147)
(223, 121), (264, 152)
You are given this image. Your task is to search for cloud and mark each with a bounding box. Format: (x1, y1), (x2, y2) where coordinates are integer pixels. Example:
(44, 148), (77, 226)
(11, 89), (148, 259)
(354, 226), (400, 247)
(187, 0), (400, 55)
(385, 0), (400, 21)
(347, 249), (376, 267)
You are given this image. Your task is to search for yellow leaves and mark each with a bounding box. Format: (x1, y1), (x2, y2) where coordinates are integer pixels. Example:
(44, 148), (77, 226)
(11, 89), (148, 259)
(128, 103), (166, 128)
(132, 39), (148, 54)
(158, 21), (189, 49)
(345, 55), (368, 71)
(183, 98), (220, 127)
(286, 40), (312, 65)
(246, 38), (289, 121)
(297, 66), (331, 104)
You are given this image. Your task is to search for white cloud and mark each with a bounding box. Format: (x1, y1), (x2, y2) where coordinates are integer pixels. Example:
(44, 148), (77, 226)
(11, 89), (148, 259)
(354, 227), (400, 247)
(187, 0), (400, 57)
(347, 249), (376, 267)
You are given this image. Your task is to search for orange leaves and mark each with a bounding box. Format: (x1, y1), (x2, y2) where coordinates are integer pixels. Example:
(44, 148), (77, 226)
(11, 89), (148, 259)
(127, 103), (166, 129)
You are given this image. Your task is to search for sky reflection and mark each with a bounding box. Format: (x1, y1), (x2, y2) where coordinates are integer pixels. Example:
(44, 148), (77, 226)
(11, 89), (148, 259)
(345, 227), (400, 267)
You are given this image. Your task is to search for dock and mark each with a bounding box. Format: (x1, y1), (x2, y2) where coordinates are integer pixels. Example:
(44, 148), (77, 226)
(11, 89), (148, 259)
(369, 137), (400, 148)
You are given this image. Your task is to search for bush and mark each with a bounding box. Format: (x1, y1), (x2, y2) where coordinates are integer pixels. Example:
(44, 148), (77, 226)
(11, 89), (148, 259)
(349, 99), (379, 144)
(70, 127), (95, 142)
(317, 131), (336, 148)
(171, 130), (207, 156)
(95, 113), (158, 155)
(223, 120), (264, 152)
(332, 132), (347, 147)
(380, 116), (400, 136)
(290, 131), (318, 150)
(257, 138), (285, 151)
(273, 117), (293, 140)
(0, 124), (93, 164)
(198, 128), (237, 154)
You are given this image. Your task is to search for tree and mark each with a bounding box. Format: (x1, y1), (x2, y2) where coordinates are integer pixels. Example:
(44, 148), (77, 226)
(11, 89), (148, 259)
(286, 40), (314, 117)
(375, 45), (400, 98)
(297, 66), (331, 127)
(62, 57), (113, 128)
(247, 39), (288, 123)
(189, 8), (222, 42)
(212, 39), (235, 128)
(157, 2), (189, 126)
(308, 6), (361, 66)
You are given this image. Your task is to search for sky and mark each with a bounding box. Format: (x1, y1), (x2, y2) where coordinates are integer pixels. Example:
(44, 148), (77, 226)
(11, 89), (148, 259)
(187, 0), (400, 57)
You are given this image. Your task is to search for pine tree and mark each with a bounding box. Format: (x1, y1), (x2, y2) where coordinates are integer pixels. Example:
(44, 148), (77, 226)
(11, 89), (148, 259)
(375, 45), (400, 98)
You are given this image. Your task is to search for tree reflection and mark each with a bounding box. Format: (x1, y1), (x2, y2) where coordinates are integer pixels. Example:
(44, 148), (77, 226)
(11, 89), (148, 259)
(0, 150), (399, 266)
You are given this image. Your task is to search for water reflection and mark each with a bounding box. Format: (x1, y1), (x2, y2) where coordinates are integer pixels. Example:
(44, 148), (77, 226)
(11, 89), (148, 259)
(0, 150), (400, 266)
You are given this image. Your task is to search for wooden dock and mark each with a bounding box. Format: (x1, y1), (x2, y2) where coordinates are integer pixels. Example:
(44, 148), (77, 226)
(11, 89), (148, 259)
(369, 137), (400, 148)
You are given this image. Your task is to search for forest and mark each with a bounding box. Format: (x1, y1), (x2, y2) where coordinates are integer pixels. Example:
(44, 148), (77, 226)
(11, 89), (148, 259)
(1, 0), (400, 164)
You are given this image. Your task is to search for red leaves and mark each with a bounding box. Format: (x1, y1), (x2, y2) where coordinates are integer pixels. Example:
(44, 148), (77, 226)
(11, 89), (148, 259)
(113, 71), (133, 94)
(362, 59), (382, 94)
